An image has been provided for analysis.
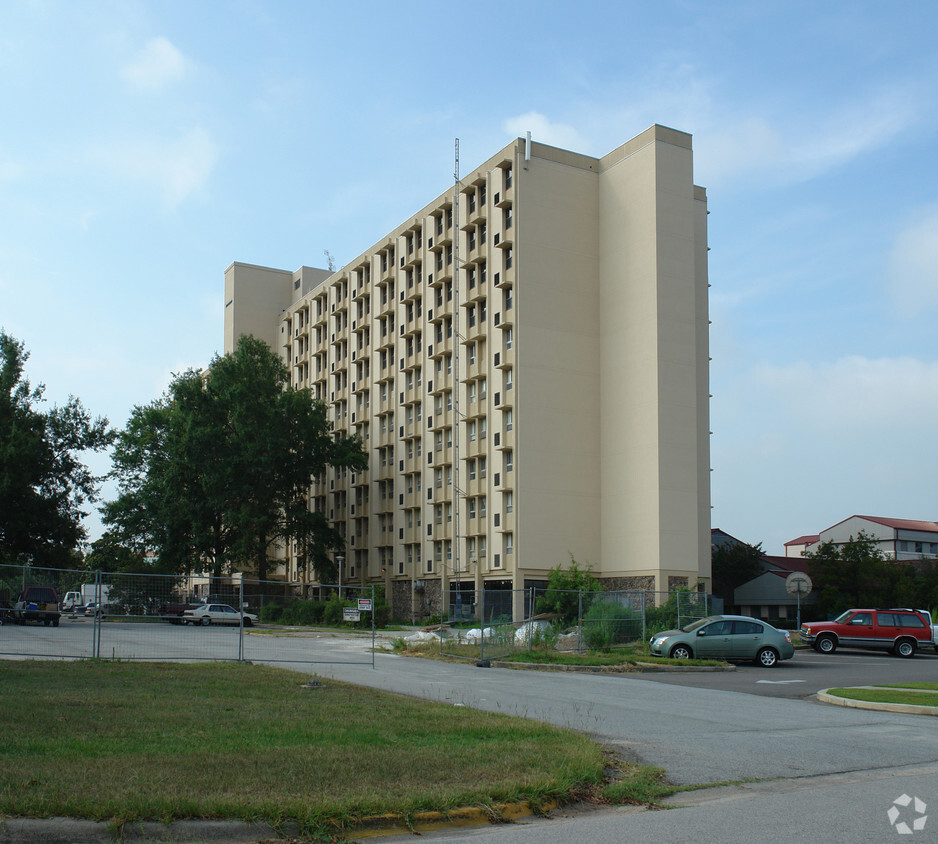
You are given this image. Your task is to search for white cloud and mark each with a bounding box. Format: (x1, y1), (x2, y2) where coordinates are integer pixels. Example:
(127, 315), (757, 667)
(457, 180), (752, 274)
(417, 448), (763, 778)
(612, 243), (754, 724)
(502, 111), (587, 151)
(751, 355), (938, 431)
(696, 85), (920, 189)
(888, 208), (938, 315)
(121, 36), (186, 90)
(102, 127), (218, 209)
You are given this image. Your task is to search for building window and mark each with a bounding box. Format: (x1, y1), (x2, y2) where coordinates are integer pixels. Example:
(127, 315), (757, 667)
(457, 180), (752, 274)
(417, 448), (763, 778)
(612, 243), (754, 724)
(505, 490), (513, 514)
(505, 450), (513, 473)
(505, 533), (513, 556)
(504, 409), (513, 432)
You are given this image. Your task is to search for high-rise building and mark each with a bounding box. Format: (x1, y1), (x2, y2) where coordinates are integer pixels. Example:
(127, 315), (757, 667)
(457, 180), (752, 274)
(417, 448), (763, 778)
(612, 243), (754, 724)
(225, 124), (711, 619)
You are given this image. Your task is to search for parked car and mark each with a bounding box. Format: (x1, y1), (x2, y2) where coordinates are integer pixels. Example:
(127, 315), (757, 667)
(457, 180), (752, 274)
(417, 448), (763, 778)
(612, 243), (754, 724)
(649, 614), (794, 667)
(182, 603), (258, 627)
(13, 586), (60, 626)
(801, 608), (936, 658)
(84, 602), (107, 618)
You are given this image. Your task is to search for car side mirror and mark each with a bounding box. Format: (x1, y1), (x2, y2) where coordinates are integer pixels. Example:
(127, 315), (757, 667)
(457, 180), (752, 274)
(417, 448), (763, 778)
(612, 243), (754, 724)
(697, 630), (706, 636)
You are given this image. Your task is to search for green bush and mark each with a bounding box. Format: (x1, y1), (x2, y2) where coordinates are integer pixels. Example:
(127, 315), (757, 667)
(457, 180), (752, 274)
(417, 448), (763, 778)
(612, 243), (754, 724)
(534, 558), (603, 622)
(645, 588), (709, 636)
(582, 599), (637, 650)
(259, 604), (283, 623)
(322, 593), (351, 626)
(281, 599), (326, 626)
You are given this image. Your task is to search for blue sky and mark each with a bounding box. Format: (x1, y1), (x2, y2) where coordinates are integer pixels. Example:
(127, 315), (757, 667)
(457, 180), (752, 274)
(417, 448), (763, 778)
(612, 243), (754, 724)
(2, 1), (937, 555)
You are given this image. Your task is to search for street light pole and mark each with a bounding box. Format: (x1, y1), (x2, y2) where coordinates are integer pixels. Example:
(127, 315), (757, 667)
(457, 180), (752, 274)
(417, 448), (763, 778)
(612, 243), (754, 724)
(337, 554), (344, 599)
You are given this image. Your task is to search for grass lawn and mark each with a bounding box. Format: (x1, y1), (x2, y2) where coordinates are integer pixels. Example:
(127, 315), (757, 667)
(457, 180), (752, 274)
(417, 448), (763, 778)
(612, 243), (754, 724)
(827, 686), (938, 707)
(392, 639), (723, 668)
(0, 660), (673, 838)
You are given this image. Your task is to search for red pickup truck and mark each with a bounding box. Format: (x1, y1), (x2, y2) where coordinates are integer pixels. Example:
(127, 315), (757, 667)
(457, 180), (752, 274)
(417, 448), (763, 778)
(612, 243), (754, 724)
(801, 608), (936, 658)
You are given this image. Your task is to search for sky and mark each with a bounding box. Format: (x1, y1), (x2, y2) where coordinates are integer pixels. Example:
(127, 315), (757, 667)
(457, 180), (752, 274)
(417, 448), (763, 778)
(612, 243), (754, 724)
(2, 0), (937, 556)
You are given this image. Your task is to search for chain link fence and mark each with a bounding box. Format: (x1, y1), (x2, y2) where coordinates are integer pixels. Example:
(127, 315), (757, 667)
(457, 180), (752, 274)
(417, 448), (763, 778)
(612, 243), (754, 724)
(411, 584), (712, 662)
(0, 564), (375, 667)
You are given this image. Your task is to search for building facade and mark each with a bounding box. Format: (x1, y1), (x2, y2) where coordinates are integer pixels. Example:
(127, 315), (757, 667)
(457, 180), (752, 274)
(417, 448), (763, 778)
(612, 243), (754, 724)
(225, 125), (711, 618)
(808, 515), (938, 560)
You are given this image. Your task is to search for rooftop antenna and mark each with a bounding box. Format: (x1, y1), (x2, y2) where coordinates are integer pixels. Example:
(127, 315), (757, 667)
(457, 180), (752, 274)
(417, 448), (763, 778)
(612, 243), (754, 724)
(324, 250), (336, 272)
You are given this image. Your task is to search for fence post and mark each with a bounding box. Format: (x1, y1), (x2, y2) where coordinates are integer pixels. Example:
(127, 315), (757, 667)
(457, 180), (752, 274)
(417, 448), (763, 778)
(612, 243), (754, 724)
(640, 590), (646, 643)
(371, 584), (376, 670)
(238, 578), (244, 662)
(578, 590), (584, 653)
(479, 586), (486, 664)
(93, 569), (101, 659)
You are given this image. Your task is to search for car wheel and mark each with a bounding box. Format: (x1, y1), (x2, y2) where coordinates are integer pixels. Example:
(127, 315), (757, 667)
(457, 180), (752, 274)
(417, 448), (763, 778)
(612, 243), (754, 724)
(816, 634), (837, 654)
(243, 617), (253, 627)
(756, 647), (778, 667)
(201, 616), (211, 626)
(894, 638), (916, 658)
(670, 644), (692, 660)
(52, 618), (59, 627)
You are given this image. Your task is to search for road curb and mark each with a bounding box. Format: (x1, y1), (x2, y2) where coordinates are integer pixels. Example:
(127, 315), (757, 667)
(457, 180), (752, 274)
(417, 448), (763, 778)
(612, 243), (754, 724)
(0, 802), (554, 843)
(497, 660), (735, 673)
(351, 799), (557, 838)
(817, 688), (938, 716)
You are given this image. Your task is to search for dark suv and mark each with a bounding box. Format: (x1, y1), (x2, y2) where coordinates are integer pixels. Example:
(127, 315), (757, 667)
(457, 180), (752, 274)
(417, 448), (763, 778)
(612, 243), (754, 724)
(801, 608), (935, 658)
(13, 586), (61, 626)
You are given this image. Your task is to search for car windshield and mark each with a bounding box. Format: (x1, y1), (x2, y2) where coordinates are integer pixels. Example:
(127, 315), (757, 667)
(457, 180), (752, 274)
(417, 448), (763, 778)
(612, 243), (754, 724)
(833, 610), (854, 624)
(682, 617), (717, 633)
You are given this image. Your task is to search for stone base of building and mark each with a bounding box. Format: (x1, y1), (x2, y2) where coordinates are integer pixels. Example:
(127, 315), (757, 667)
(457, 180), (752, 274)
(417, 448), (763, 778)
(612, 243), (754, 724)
(389, 579), (444, 622)
(599, 575), (656, 592)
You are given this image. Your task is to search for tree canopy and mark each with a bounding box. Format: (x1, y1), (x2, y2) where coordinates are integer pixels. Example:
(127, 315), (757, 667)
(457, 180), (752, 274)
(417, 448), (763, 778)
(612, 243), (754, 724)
(0, 331), (113, 566)
(104, 335), (367, 583)
(711, 539), (765, 608)
(807, 531), (938, 617)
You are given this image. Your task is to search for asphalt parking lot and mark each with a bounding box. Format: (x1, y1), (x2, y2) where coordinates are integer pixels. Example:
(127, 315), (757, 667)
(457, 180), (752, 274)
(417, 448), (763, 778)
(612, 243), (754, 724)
(641, 646), (938, 699)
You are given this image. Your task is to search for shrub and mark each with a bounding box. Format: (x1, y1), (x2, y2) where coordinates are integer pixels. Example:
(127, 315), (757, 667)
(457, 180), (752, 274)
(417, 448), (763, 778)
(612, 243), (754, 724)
(582, 599), (637, 650)
(534, 557), (603, 622)
(259, 604), (283, 623)
(281, 599), (326, 626)
(645, 588), (708, 636)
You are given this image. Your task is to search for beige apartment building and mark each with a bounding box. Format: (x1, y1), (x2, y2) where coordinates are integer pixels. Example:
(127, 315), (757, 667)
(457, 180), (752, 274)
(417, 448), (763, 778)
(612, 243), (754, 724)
(225, 124), (711, 619)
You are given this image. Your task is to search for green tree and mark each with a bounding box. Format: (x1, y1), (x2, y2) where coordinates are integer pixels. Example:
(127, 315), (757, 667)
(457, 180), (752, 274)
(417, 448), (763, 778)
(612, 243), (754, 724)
(105, 335), (367, 583)
(0, 331), (113, 566)
(535, 557), (602, 622)
(711, 539), (765, 608)
(84, 531), (150, 573)
(807, 532), (897, 617)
